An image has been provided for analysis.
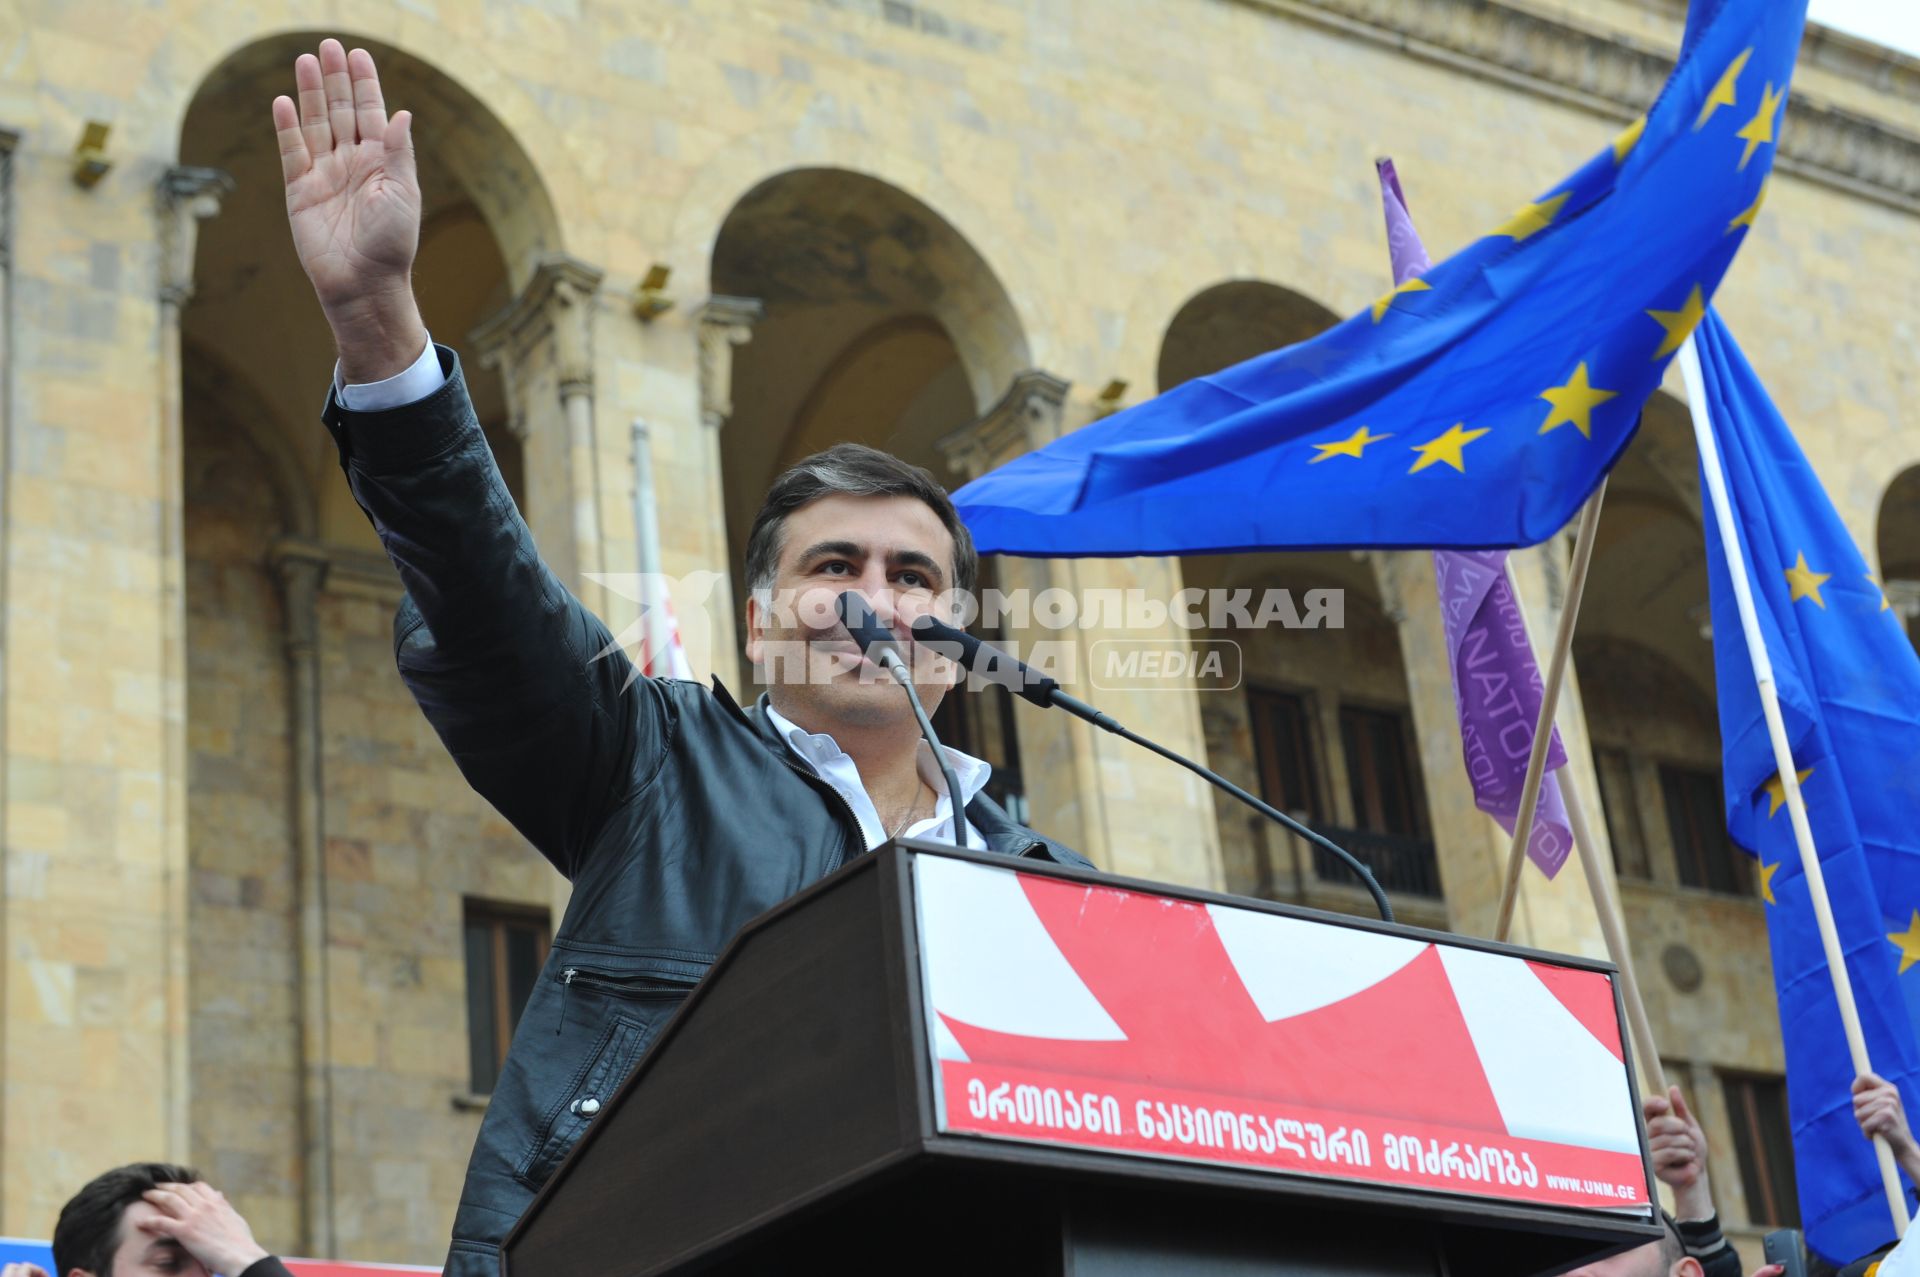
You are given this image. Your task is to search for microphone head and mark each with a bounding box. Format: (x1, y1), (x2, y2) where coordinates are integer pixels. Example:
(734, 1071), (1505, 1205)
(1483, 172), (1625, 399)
(835, 591), (900, 660)
(909, 614), (1058, 707)
(907, 613), (979, 661)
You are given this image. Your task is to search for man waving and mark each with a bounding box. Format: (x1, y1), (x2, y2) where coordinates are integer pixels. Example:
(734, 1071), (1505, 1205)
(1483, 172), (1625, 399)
(270, 38), (1083, 1275)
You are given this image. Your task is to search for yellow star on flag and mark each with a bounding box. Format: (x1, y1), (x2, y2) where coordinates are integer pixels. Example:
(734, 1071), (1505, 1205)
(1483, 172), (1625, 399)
(1491, 192), (1569, 243)
(1694, 47), (1752, 130)
(1370, 278), (1432, 323)
(1868, 573), (1892, 612)
(1310, 425), (1392, 463)
(1612, 115), (1646, 164)
(1758, 859), (1780, 906)
(1736, 82), (1785, 170)
(1764, 765), (1814, 818)
(1727, 182), (1767, 234)
(1409, 423), (1490, 475)
(1784, 551), (1831, 607)
(1538, 363), (1619, 438)
(1647, 285), (1706, 360)
(1889, 911), (1920, 975)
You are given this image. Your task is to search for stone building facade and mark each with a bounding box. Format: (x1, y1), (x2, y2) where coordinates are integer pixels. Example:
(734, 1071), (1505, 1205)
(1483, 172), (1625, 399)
(1, 0), (1917, 1264)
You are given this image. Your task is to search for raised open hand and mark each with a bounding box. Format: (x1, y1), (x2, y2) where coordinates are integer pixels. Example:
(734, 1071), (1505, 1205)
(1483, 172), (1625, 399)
(271, 39), (426, 381)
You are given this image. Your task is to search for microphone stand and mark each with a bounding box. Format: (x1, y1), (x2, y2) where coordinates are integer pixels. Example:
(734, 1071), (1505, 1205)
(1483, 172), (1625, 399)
(837, 594), (972, 852)
(1057, 688), (1393, 924)
(911, 615), (1392, 922)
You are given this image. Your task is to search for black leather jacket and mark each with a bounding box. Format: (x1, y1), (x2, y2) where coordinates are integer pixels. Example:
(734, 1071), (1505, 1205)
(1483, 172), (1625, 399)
(320, 348), (1087, 1275)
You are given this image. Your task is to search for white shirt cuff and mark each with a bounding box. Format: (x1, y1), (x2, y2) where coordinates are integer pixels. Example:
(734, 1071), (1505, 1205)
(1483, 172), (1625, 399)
(334, 335), (444, 412)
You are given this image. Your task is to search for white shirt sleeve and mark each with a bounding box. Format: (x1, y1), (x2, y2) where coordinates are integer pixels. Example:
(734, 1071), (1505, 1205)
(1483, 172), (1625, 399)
(1880, 1217), (1920, 1277)
(334, 334), (444, 412)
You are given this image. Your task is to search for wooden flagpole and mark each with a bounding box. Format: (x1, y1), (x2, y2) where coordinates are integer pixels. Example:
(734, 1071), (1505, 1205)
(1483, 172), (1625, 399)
(1497, 562), (1668, 1095)
(1679, 333), (1908, 1235)
(1492, 482), (1606, 942)
(1564, 782), (1668, 1094)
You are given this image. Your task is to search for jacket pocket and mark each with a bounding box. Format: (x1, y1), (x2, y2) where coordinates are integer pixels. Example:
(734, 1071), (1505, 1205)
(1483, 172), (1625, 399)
(514, 964), (700, 1189)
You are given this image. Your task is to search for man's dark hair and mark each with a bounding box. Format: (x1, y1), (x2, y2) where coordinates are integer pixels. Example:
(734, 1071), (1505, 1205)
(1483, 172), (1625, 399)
(1653, 1210), (1688, 1272)
(744, 443), (978, 599)
(52, 1162), (199, 1277)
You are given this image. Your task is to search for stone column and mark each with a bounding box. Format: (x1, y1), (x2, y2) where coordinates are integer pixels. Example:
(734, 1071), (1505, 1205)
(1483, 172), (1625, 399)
(939, 375), (1224, 889)
(939, 372), (1098, 855)
(269, 542), (334, 1256)
(472, 255), (609, 618)
(157, 164), (231, 1161)
(0, 128), (13, 1231)
(692, 295), (763, 691)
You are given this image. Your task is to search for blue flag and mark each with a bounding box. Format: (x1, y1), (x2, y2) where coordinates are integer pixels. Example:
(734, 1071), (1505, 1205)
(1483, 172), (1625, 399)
(954, 0), (1806, 556)
(1696, 308), (1920, 1263)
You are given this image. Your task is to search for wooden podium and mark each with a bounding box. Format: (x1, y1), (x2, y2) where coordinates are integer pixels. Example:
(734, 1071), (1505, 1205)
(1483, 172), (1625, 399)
(503, 841), (1661, 1276)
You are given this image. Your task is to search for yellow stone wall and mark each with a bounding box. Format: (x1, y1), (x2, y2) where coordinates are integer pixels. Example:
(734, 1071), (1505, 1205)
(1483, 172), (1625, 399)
(1, 0), (1915, 1264)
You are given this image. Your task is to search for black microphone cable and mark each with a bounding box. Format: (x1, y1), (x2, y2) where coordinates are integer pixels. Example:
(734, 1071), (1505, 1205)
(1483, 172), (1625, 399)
(910, 613), (1392, 922)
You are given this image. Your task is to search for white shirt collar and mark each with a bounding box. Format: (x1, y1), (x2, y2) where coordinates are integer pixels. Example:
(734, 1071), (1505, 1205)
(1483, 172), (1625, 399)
(762, 700), (992, 838)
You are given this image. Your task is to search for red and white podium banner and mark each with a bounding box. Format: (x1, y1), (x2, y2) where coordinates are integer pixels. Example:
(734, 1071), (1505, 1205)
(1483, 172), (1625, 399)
(913, 855), (1651, 1214)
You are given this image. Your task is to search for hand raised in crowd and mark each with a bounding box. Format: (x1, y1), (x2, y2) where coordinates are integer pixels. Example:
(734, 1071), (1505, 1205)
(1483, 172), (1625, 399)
(135, 1181), (270, 1277)
(270, 38), (427, 383)
(1853, 1071), (1920, 1183)
(2, 1263), (50, 1277)
(1643, 1084), (1716, 1222)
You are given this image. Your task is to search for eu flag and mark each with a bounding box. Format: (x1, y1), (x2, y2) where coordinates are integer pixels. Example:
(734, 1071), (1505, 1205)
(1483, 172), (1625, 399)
(954, 0), (1806, 556)
(1696, 309), (1920, 1263)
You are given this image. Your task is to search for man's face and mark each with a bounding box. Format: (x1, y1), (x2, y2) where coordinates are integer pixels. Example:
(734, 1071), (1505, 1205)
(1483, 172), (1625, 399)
(745, 493), (961, 731)
(88, 1200), (210, 1277)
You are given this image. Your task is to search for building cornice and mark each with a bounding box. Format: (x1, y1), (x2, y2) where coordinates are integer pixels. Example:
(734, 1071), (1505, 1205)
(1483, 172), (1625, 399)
(1241, 0), (1920, 215)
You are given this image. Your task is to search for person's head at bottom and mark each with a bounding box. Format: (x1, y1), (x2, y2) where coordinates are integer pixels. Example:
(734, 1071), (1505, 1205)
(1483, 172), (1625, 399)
(1564, 1218), (1784, 1277)
(39, 1163), (269, 1277)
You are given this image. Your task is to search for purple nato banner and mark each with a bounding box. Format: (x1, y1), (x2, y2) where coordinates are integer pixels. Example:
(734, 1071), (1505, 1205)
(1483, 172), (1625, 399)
(1378, 159), (1574, 879)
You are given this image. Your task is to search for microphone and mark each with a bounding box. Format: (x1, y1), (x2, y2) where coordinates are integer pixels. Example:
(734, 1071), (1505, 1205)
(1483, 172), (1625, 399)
(835, 592), (972, 851)
(910, 614), (1393, 922)
(907, 615), (1059, 709)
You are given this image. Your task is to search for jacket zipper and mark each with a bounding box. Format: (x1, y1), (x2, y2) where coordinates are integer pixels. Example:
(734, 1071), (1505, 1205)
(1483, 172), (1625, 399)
(775, 755), (867, 872)
(556, 965), (698, 1035)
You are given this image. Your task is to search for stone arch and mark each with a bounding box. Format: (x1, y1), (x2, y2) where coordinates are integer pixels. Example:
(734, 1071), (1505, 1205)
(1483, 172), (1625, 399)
(172, 31), (566, 1263)
(165, 20), (570, 282)
(177, 31), (548, 550)
(672, 126), (1053, 373)
(1161, 281), (1437, 918)
(1156, 280), (1343, 393)
(1880, 465), (1920, 647)
(181, 335), (316, 541)
(1121, 238), (1359, 400)
(709, 166), (1031, 581)
(1583, 391), (1714, 698)
(712, 166), (1031, 410)
(708, 165), (1032, 812)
